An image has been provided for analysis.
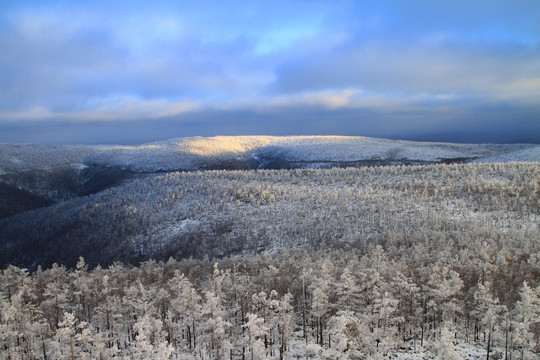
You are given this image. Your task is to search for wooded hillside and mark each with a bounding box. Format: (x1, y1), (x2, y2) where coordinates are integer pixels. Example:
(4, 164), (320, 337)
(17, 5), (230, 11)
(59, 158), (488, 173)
(1, 161), (539, 358)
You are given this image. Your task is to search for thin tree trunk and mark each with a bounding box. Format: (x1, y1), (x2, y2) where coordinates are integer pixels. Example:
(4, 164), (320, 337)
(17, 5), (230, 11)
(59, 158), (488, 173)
(42, 335), (48, 360)
(319, 317), (323, 347)
(264, 307), (268, 349)
(193, 320), (196, 348)
(486, 330), (491, 360)
(465, 315), (469, 343)
(280, 329), (284, 360)
(505, 318), (508, 360)
(302, 277), (307, 343)
(316, 317), (320, 345)
(55, 294), (60, 328)
(70, 338), (75, 360)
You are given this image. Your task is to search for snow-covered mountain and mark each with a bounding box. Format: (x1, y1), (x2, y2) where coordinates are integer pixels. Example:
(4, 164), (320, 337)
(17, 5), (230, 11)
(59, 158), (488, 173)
(2, 136), (538, 176)
(84, 135), (539, 171)
(1, 136), (538, 219)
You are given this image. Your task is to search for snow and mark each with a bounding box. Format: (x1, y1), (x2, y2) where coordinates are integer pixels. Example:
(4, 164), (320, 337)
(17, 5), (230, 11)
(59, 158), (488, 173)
(277, 336), (508, 359)
(83, 136), (540, 172)
(0, 144), (100, 171)
(473, 146), (540, 163)
(1, 137), (537, 174)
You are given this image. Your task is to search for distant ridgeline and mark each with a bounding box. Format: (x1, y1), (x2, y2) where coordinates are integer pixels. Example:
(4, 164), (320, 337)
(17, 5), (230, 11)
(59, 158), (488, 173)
(1, 136), (539, 221)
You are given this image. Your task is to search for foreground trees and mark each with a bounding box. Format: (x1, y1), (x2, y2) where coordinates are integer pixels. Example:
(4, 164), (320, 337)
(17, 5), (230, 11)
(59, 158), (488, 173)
(1, 249), (538, 359)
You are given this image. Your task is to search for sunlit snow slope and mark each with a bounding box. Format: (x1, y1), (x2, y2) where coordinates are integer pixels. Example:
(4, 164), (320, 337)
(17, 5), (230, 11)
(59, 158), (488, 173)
(84, 136), (539, 171)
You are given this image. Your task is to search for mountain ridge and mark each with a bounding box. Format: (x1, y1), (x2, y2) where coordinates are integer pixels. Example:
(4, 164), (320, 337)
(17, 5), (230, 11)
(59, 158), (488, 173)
(1, 136), (539, 220)
(84, 135), (539, 172)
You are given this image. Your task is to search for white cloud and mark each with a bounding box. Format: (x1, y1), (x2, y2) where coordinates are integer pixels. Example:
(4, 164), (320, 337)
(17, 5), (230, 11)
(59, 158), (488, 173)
(82, 96), (201, 120)
(271, 40), (540, 103)
(0, 97), (200, 123)
(268, 89), (358, 109)
(0, 107), (53, 121)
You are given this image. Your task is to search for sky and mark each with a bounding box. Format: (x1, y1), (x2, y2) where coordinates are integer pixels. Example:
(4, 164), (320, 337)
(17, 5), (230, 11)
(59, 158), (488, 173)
(1, 0), (539, 144)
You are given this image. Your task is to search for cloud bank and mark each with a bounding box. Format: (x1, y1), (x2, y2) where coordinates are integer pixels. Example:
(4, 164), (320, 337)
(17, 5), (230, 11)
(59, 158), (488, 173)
(0, 0), (539, 144)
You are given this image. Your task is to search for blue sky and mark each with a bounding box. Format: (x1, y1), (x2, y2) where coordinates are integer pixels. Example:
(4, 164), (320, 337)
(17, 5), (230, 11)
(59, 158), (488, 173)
(1, 0), (539, 144)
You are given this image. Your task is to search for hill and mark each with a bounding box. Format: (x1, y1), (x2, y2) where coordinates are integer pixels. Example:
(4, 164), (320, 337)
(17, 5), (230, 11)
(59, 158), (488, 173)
(2, 136), (537, 213)
(84, 135), (537, 171)
(1, 135), (539, 269)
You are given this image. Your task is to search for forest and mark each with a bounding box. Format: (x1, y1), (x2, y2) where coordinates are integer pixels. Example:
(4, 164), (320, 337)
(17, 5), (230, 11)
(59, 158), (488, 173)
(1, 160), (540, 359)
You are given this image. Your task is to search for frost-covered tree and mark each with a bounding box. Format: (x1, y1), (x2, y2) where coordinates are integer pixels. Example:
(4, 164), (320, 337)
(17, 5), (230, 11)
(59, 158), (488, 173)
(426, 265), (464, 336)
(131, 313), (173, 360)
(327, 310), (369, 359)
(244, 313), (267, 360)
(200, 290), (231, 358)
(170, 270), (201, 351)
(369, 290), (399, 355)
(511, 281), (540, 359)
(275, 292), (295, 360)
(436, 326), (460, 360)
(52, 312), (77, 360)
(474, 282), (504, 360)
(336, 266), (361, 312)
(0, 286), (49, 359)
(41, 264), (70, 329)
(310, 258), (336, 346)
(72, 257), (90, 323)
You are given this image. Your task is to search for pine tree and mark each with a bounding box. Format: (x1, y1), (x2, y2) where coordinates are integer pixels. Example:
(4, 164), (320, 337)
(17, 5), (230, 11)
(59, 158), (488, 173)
(436, 326), (460, 360)
(511, 281), (540, 359)
(474, 282), (504, 360)
(52, 312), (77, 360)
(336, 266), (361, 312)
(243, 313), (267, 360)
(327, 310), (369, 359)
(170, 271), (201, 351)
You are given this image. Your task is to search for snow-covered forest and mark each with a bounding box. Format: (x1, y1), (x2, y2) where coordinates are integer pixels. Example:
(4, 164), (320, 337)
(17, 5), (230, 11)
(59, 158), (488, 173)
(1, 159), (540, 359)
(1, 161), (539, 270)
(2, 246), (539, 359)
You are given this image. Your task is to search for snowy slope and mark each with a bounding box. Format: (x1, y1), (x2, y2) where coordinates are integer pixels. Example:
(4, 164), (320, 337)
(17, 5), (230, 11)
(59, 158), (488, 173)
(1, 136), (538, 174)
(473, 145), (540, 163)
(84, 136), (539, 171)
(0, 144), (104, 202)
(0, 144), (99, 172)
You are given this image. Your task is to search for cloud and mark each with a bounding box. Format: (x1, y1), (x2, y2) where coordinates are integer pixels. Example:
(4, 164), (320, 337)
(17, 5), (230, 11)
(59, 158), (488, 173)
(0, 5), (268, 112)
(0, 0), (539, 144)
(2, 99), (539, 145)
(272, 90), (355, 109)
(269, 41), (540, 101)
(0, 97), (200, 122)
